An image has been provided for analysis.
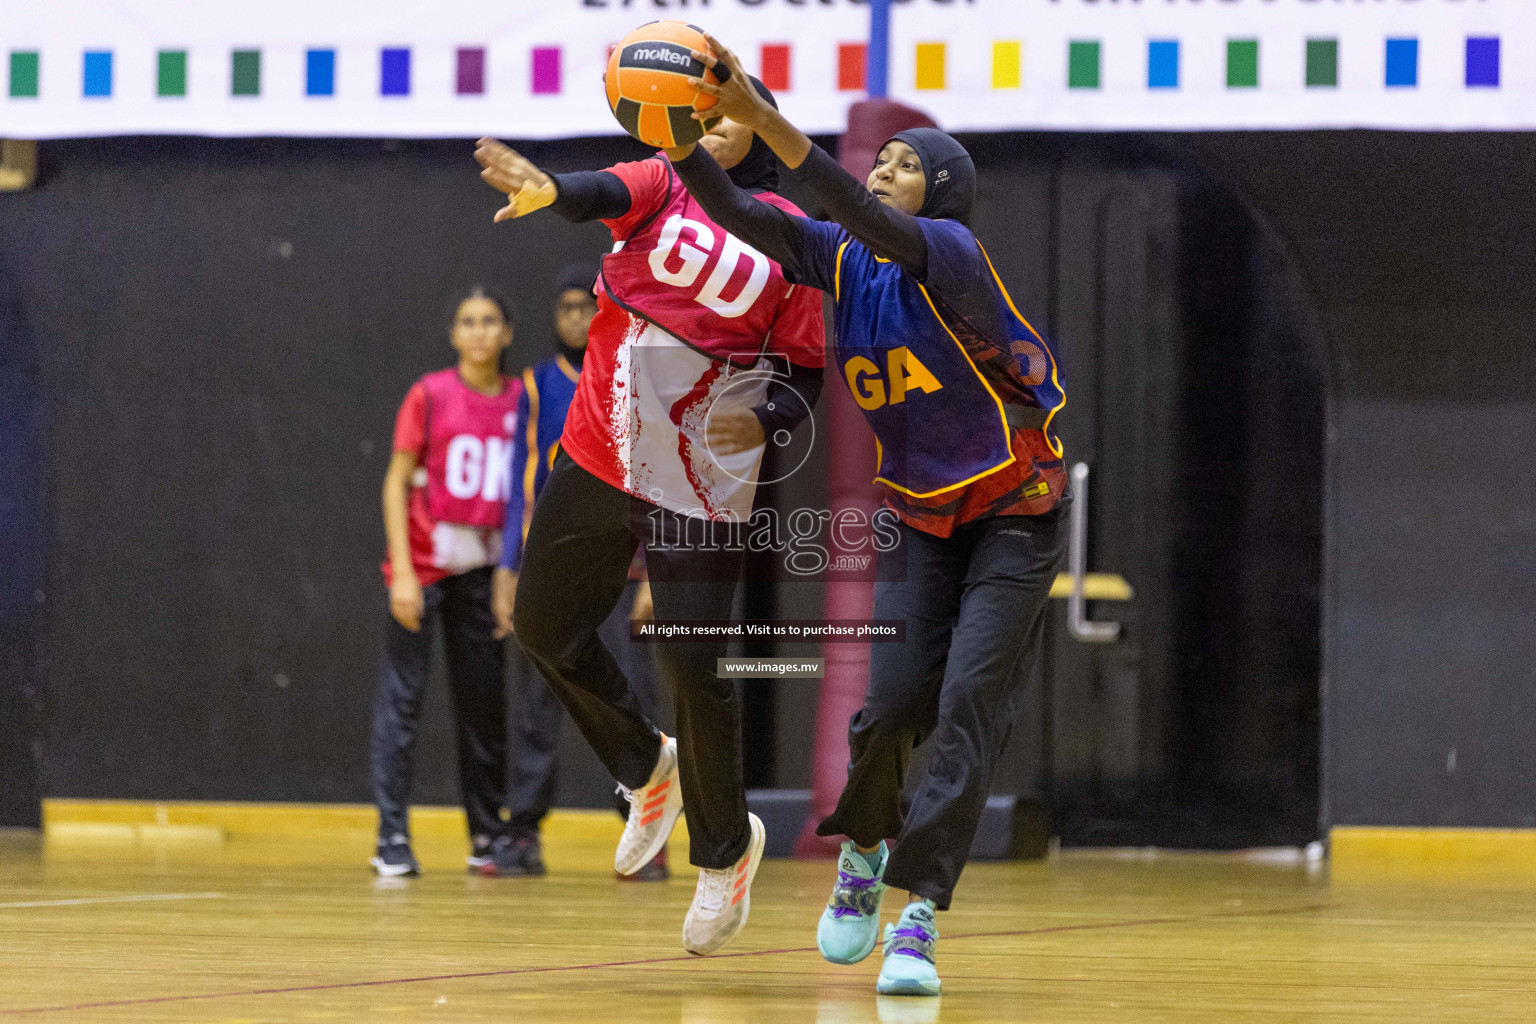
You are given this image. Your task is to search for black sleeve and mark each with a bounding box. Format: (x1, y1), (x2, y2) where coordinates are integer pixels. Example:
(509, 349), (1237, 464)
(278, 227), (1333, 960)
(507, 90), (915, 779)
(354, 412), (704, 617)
(752, 361), (824, 437)
(671, 146), (809, 276)
(547, 170), (632, 223)
(788, 144), (929, 280)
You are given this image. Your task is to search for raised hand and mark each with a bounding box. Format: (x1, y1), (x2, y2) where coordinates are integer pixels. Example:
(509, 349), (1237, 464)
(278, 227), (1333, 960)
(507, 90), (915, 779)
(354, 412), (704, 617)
(474, 138), (556, 222)
(688, 35), (775, 129)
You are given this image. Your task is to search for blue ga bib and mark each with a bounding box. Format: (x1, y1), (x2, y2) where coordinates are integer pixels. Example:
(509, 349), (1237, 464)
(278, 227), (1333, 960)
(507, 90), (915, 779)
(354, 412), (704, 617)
(831, 242), (1014, 498)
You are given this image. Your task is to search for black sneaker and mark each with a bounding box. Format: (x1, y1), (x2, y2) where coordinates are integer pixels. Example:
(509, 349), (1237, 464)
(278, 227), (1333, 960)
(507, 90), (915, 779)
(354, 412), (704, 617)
(618, 846), (670, 883)
(470, 835), (546, 877)
(370, 833), (420, 877)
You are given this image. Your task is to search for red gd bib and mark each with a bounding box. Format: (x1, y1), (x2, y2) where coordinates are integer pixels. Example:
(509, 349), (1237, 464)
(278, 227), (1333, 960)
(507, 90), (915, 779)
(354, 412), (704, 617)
(598, 159), (806, 364)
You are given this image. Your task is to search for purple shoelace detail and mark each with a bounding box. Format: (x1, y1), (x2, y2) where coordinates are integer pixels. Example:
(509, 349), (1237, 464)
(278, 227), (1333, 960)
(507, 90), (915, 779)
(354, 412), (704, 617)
(886, 924), (936, 962)
(829, 869), (883, 918)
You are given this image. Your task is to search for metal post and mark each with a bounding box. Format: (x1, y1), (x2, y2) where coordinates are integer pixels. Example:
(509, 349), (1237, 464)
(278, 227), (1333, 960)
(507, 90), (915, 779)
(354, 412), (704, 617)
(868, 0), (891, 99)
(1068, 463), (1121, 643)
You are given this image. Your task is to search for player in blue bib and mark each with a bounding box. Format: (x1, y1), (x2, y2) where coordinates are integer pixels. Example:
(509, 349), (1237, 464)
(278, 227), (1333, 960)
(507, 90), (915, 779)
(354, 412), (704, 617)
(664, 36), (1070, 997)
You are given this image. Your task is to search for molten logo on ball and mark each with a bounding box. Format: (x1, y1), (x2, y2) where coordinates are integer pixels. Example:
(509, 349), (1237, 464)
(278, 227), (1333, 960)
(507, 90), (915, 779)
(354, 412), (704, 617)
(630, 47), (692, 67)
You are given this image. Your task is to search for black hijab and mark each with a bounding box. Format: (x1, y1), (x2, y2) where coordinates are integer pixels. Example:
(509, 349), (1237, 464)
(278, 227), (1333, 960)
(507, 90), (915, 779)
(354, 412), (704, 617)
(887, 127), (975, 225)
(724, 76), (781, 194)
(555, 262), (597, 298)
(553, 262), (598, 366)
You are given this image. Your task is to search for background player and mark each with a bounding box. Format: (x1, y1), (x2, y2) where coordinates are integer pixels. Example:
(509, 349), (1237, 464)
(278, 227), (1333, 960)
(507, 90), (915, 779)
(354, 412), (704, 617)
(473, 78), (826, 955)
(371, 286), (525, 878)
(665, 38), (1068, 994)
(492, 263), (670, 881)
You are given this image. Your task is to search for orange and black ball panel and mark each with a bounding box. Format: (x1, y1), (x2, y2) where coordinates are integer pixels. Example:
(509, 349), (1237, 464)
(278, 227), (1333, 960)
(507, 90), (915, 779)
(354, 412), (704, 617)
(606, 20), (722, 149)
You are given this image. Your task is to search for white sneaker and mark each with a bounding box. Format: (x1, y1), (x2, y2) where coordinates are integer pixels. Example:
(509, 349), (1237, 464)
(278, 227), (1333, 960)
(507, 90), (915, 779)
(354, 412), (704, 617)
(682, 813), (766, 956)
(615, 735), (684, 876)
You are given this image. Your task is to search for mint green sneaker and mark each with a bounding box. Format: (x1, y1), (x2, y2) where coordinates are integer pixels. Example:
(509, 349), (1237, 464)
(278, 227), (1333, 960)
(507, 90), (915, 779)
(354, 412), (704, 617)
(816, 840), (889, 964)
(876, 899), (941, 996)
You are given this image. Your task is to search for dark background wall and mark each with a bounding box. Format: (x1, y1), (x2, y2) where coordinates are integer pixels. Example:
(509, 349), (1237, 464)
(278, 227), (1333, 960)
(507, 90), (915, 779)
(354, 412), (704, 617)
(0, 135), (635, 807)
(0, 130), (1530, 833)
(0, 254), (45, 826)
(1183, 133), (1536, 829)
(973, 137), (1325, 848)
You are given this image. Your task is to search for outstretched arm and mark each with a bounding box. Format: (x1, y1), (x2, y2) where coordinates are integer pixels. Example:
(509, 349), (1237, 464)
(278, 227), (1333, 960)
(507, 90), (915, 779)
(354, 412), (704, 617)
(666, 144), (807, 274)
(789, 147), (929, 280)
(474, 138), (557, 221)
(474, 138), (631, 223)
(679, 36), (929, 279)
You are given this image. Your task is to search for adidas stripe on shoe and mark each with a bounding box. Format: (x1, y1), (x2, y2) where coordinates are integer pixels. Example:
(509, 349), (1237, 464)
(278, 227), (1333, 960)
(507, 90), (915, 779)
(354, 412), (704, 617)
(615, 734), (684, 876)
(681, 813), (766, 956)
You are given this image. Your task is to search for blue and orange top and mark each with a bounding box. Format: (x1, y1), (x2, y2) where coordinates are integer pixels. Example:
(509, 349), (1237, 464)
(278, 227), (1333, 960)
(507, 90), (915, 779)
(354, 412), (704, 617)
(674, 135), (1065, 538)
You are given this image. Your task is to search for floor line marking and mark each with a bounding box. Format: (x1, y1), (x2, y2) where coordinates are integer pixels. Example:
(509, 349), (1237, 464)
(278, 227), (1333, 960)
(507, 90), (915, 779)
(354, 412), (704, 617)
(0, 892), (225, 910)
(944, 900), (1335, 941)
(0, 901), (1331, 1016)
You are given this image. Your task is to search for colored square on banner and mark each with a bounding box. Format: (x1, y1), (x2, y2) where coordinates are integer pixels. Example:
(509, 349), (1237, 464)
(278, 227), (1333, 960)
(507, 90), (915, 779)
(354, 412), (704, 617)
(992, 41), (1020, 89)
(83, 51), (112, 97)
(1385, 38), (1417, 87)
(306, 49), (335, 97)
(838, 43), (866, 92)
(1148, 40), (1178, 89)
(1227, 40), (1258, 88)
(158, 50), (187, 97)
(761, 44), (790, 92)
(532, 47), (560, 95)
(457, 48), (486, 95)
(1466, 37), (1499, 88)
(1306, 39), (1338, 88)
(10, 51), (40, 98)
(381, 48), (410, 96)
(232, 50), (261, 96)
(915, 43), (945, 91)
(1068, 41), (1099, 90)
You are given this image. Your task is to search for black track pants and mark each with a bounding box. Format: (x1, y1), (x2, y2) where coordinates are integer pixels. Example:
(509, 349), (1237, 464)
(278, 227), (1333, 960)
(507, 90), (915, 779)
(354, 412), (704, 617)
(505, 580), (663, 838)
(371, 566), (508, 843)
(816, 505), (1066, 909)
(512, 452), (749, 870)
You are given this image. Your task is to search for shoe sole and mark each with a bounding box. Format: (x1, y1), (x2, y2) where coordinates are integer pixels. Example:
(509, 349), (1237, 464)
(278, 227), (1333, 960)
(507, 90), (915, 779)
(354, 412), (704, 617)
(616, 860), (670, 882)
(370, 857), (419, 878)
(682, 813), (766, 956)
(876, 975), (942, 997)
(615, 746), (684, 876)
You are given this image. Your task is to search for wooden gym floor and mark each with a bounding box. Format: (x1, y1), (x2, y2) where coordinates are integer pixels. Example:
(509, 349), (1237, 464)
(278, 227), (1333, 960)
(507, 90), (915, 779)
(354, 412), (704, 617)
(2, 823), (1534, 1022)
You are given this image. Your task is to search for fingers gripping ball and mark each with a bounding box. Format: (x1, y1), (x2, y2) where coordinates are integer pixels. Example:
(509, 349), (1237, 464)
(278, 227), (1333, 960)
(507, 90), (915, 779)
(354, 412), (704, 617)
(606, 21), (723, 149)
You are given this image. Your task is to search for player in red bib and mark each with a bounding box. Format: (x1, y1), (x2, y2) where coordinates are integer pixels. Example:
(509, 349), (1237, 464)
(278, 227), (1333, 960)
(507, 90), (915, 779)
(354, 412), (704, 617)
(370, 286), (525, 879)
(475, 78), (825, 955)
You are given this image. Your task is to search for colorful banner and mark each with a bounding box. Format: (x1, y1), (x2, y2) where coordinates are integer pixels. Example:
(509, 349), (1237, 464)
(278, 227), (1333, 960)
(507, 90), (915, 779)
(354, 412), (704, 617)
(1, 0), (1531, 139)
(890, 0), (1532, 131)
